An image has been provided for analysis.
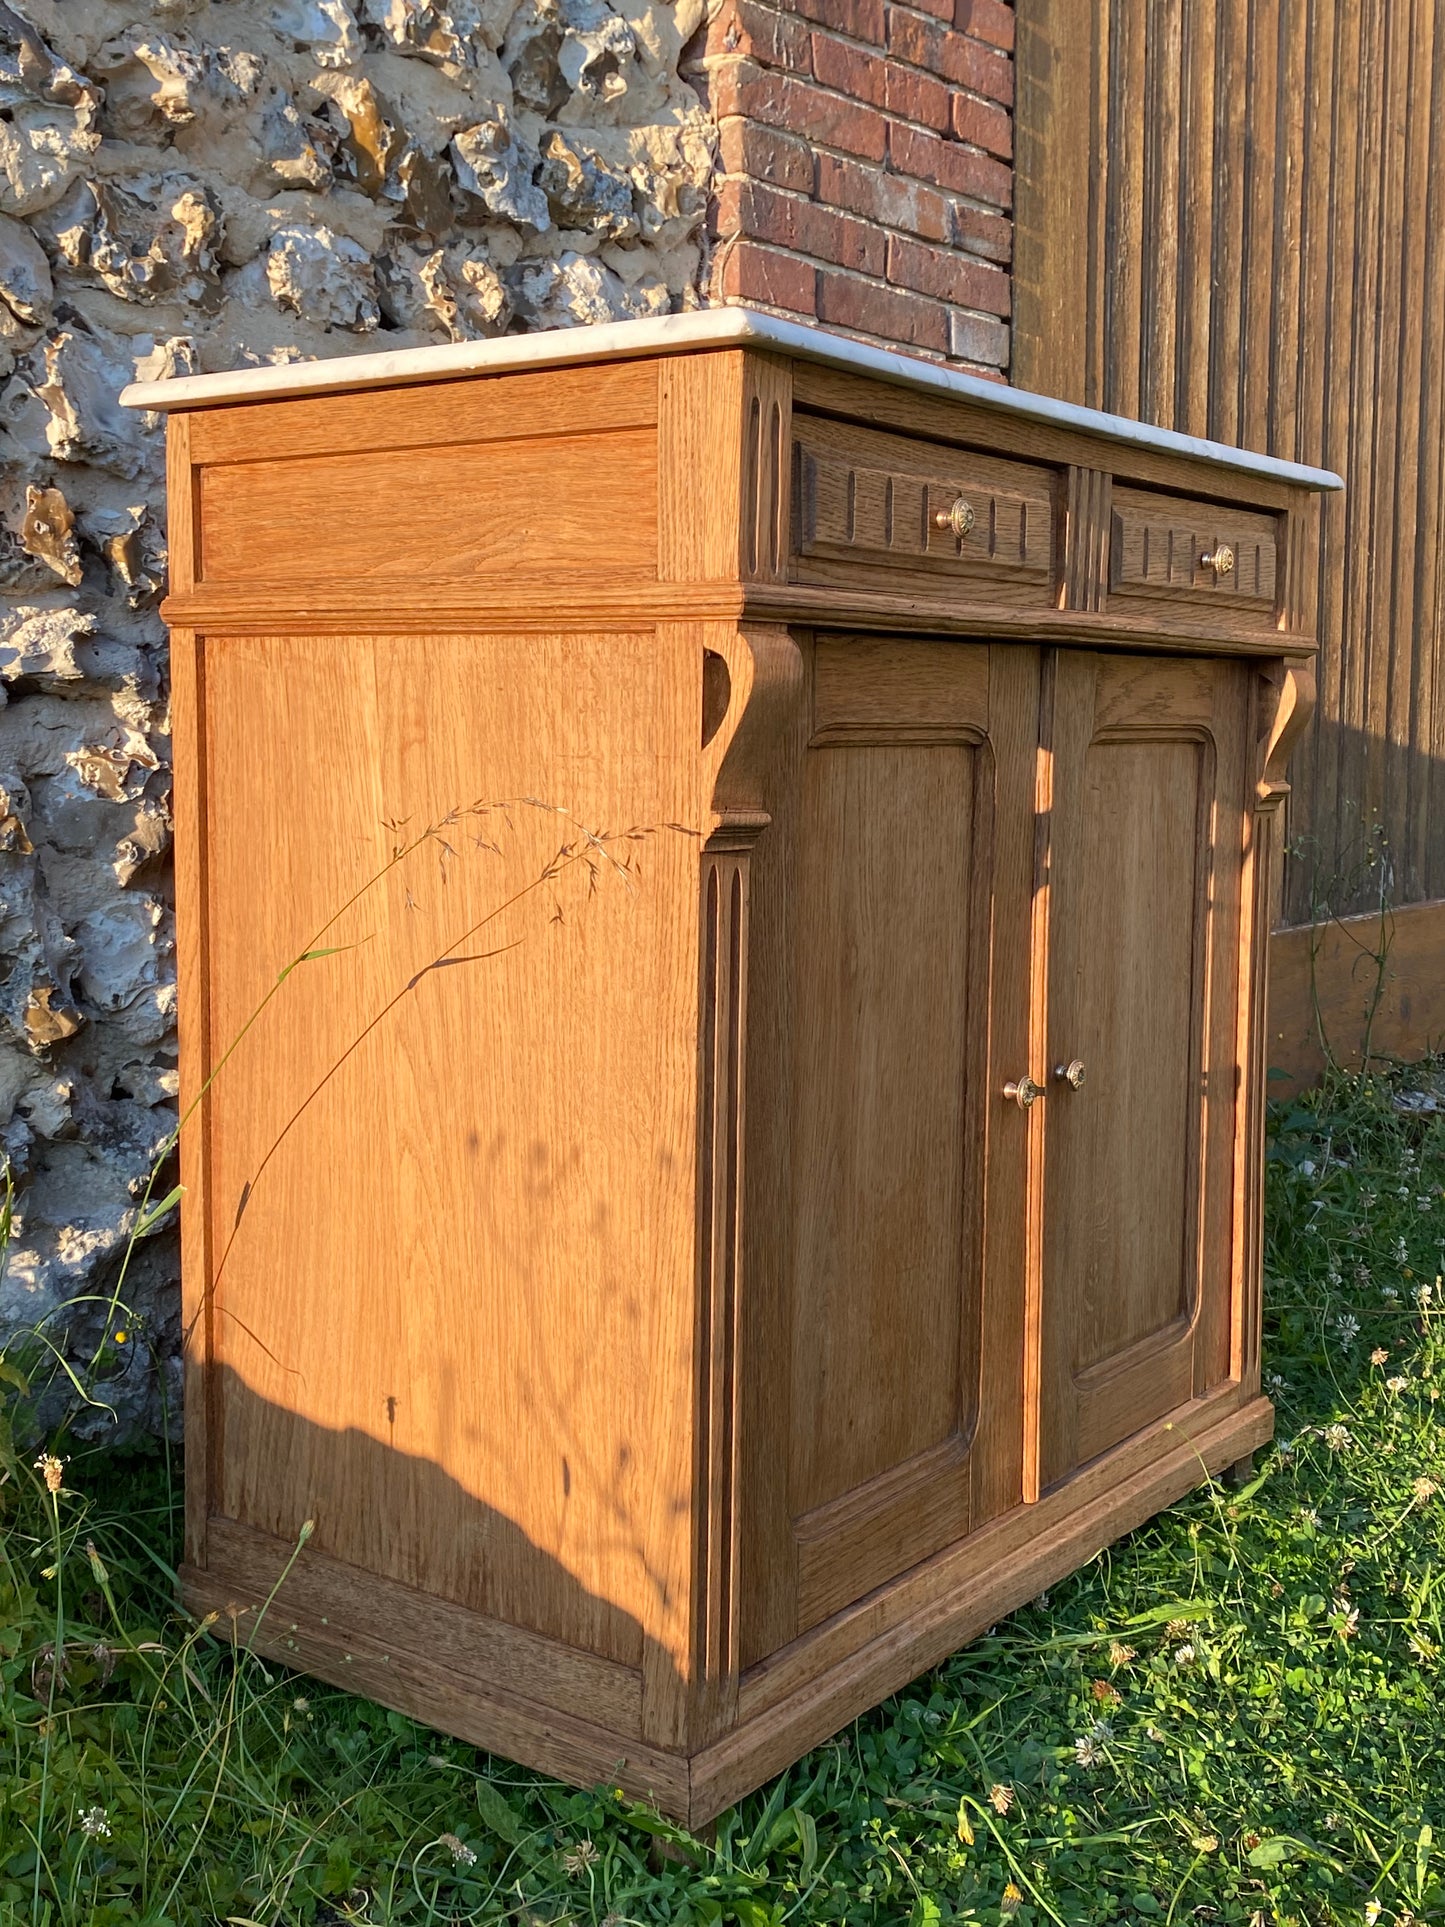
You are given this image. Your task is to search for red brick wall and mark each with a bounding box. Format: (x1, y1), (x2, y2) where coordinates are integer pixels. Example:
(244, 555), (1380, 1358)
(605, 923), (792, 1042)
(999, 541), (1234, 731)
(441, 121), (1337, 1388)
(690, 0), (1013, 375)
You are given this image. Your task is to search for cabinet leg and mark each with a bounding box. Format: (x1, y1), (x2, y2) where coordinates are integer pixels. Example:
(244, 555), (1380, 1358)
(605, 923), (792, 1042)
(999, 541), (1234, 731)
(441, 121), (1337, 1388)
(1226, 1451), (1257, 1488)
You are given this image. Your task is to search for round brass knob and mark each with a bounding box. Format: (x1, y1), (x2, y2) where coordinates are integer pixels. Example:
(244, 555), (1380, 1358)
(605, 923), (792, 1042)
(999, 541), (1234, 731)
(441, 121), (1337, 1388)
(1200, 543), (1235, 575)
(934, 496), (976, 540)
(1055, 1059), (1086, 1090)
(1003, 1074), (1045, 1110)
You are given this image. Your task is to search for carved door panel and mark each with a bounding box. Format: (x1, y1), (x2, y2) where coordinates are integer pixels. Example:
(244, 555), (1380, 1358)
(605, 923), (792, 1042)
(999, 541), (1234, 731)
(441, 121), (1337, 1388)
(1037, 651), (1250, 1489)
(785, 637), (1036, 1633)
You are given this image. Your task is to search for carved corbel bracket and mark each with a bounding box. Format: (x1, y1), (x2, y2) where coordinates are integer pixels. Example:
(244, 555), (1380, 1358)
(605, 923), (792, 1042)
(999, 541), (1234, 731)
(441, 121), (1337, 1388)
(700, 621), (803, 851)
(1256, 661), (1316, 814)
(683, 618), (800, 1752)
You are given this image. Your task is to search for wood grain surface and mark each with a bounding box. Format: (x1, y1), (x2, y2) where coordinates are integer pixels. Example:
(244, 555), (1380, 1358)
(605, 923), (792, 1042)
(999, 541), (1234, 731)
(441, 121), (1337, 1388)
(1015, 0), (1445, 925)
(194, 627), (698, 1670)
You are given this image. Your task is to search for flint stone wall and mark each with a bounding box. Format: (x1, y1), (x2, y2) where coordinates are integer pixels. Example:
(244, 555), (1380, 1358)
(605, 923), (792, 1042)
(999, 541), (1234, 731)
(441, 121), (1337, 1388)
(0, 0), (1014, 1439)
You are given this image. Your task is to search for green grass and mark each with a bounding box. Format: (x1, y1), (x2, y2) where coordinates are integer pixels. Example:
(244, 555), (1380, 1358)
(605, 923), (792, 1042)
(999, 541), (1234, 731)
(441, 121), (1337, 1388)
(2, 1064), (1443, 1927)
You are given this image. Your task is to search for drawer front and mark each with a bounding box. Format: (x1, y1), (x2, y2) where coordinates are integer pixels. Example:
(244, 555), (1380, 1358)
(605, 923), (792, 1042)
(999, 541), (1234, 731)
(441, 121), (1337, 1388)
(792, 415), (1057, 596)
(1108, 486), (1281, 619)
(188, 361), (660, 591)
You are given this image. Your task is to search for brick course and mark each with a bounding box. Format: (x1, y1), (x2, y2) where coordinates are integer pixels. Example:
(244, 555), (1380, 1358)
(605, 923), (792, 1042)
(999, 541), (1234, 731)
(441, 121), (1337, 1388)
(696, 0), (1014, 373)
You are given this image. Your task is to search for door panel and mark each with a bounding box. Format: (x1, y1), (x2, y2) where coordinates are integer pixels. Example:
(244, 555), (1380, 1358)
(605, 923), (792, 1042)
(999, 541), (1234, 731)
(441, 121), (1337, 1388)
(786, 638), (1035, 1629)
(1039, 651), (1248, 1488)
(790, 737), (976, 1510)
(1069, 734), (1207, 1372)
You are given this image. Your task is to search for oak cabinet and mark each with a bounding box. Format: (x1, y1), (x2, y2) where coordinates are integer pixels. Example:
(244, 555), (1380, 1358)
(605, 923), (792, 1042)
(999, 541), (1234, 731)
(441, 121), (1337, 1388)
(124, 310), (1337, 1828)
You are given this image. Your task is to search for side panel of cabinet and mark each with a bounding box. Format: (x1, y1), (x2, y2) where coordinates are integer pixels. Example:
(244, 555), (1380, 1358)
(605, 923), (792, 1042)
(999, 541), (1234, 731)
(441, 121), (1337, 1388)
(737, 638), (1037, 1659)
(191, 627), (702, 1674)
(1037, 652), (1250, 1489)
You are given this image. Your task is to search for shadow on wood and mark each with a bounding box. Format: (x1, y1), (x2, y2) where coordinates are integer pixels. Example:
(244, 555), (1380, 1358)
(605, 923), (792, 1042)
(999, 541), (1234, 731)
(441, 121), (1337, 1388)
(187, 1363), (688, 1810)
(1267, 897), (1445, 1096)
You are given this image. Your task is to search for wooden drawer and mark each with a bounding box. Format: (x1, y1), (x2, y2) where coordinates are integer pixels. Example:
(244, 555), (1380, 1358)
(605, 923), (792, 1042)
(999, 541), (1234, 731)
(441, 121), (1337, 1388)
(791, 414), (1058, 602)
(1107, 485), (1282, 625)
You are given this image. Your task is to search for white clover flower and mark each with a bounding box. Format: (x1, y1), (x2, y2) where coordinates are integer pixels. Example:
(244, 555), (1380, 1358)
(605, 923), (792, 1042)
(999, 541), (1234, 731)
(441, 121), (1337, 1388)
(438, 1832), (477, 1868)
(1266, 1371), (1289, 1394)
(1387, 1375), (1409, 1393)
(1335, 1313), (1360, 1348)
(1073, 1733), (1103, 1767)
(76, 1808), (110, 1840)
(1324, 1423), (1354, 1452)
(1370, 1346), (1389, 1366)
(1172, 1643), (1197, 1667)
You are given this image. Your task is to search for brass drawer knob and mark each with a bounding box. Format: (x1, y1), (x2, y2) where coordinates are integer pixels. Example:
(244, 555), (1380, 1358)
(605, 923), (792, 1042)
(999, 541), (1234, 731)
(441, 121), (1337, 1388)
(1003, 1074), (1044, 1109)
(1055, 1059), (1086, 1090)
(934, 496), (976, 540)
(1200, 543), (1235, 575)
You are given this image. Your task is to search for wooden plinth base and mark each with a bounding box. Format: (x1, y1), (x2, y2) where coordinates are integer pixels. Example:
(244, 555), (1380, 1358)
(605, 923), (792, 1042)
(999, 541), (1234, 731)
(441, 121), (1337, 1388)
(182, 1392), (1272, 1830)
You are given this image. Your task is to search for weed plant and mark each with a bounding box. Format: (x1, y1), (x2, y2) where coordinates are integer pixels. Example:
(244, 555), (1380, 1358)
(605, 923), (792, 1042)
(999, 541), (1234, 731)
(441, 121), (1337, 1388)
(1, 1064), (1442, 1926)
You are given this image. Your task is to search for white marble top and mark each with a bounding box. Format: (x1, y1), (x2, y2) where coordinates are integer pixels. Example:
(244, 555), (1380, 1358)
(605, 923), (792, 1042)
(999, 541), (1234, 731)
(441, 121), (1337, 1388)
(119, 306), (1344, 492)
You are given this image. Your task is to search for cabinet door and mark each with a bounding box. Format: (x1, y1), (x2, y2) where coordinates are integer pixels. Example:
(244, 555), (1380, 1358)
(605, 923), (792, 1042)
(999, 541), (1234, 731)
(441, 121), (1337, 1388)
(1037, 651), (1250, 1489)
(784, 638), (1036, 1632)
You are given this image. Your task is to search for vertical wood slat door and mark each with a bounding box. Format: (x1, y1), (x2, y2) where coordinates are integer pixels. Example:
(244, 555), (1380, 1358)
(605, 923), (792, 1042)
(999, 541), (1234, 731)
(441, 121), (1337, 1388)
(783, 639), (1037, 1634)
(1037, 653), (1251, 1487)
(1015, 0), (1445, 923)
